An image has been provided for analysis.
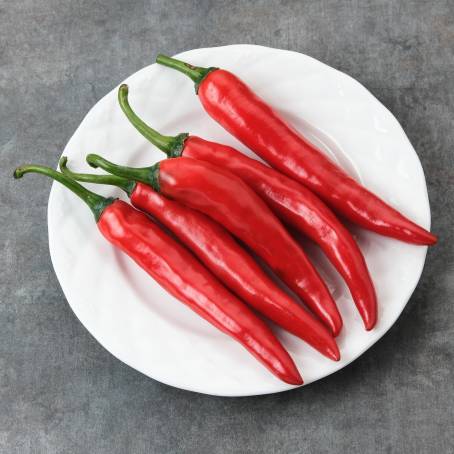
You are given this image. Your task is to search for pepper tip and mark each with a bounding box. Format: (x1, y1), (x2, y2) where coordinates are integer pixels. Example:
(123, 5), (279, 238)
(330, 318), (343, 338)
(329, 345), (341, 362)
(364, 319), (376, 331)
(427, 233), (438, 246)
(291, 374), (304, 386)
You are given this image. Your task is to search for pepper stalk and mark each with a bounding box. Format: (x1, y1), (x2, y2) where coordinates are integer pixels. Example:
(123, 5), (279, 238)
(118, 84), (188, 157)
(155, 54), (217, 92)
(86, 154), (160, 192)
(59, 157), (136, 196)
(13, 165), (115, 222)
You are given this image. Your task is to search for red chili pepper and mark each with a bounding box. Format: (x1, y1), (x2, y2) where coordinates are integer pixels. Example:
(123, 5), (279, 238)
(13, 164), (303, 385)
(118, 84), (377, 330)
(59, 157), (340, 360)
(86, 154), (343, 336)
(155, 54), (437, 246)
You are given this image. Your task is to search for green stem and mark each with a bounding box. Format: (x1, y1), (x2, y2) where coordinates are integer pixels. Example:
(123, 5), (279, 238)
(156, 54), (218, 93)
(118, 84), (188, 157)
(13, 164), (115, 221)
(86, 154), (160, 192)
(59, 157), (136, 197)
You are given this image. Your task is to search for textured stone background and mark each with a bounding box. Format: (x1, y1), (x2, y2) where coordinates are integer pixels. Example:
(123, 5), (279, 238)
(1, 1), (453, 453)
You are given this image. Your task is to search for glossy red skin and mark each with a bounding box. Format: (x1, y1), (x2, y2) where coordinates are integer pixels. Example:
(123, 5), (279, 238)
(130, 182), (340, 359)
(158, 158), (343, 336)
(197, 69), (437, 246)
(183, 136), (377, 330)
(98, 200), (302, 385)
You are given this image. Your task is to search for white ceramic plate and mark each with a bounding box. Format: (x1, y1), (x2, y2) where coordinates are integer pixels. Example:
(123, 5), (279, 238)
(48, 45), (431, 396)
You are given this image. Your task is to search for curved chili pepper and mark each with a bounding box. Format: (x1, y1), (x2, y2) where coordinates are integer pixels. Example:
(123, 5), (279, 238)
(155, 54), (437, 246)
(86, 154), (343, 336)
(13, 164), (303, 385)
(118, 84), (377, 330)
(59, 157), (340, 360)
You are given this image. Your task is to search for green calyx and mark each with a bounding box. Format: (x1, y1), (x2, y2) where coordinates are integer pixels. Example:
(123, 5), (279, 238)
(59, 156), (137, 197)
(155, 54), (218, 93)
(149, 161), (160, 192)
(167, 133), (189, 158)
(118, 84), (188, 157)
(86, 154), (161, 193)
(13, 164), (115, 222)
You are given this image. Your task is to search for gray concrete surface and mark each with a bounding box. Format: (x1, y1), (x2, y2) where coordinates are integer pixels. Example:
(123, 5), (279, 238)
(1, 1), (453, 453)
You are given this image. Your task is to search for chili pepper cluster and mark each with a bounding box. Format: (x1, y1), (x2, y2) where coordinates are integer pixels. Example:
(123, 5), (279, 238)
(14, 54), (437, 385)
